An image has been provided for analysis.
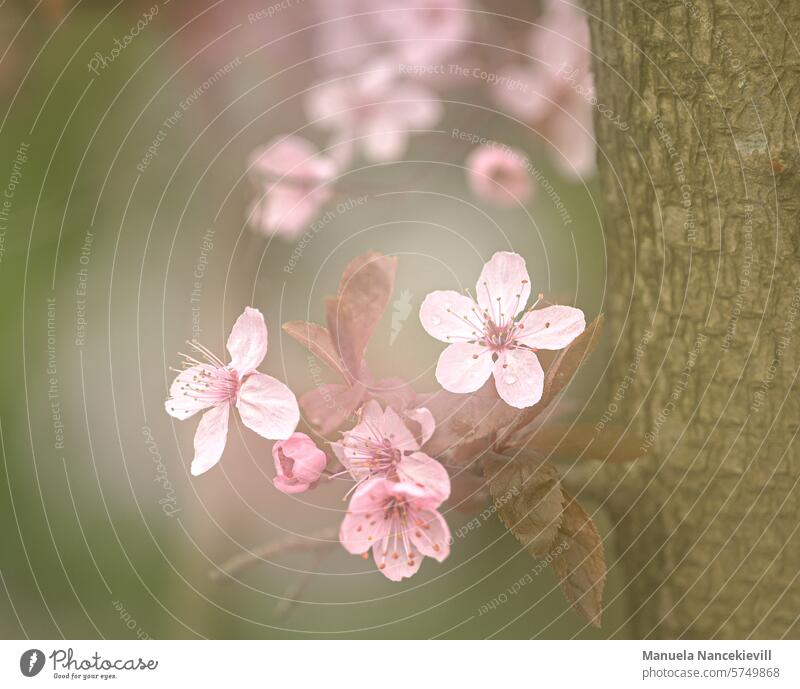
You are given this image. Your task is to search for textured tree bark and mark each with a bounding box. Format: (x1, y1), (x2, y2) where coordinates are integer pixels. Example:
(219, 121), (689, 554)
(583, 0), (800, 638)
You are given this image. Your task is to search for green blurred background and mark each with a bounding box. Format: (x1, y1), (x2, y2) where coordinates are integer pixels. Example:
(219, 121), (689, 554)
(0, 0), (626, 638)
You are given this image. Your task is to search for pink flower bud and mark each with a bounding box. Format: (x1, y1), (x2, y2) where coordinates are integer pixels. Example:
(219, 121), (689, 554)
(272, 433), (327, 494)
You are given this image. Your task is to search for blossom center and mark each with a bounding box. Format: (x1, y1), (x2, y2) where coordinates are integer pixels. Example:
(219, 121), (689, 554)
(175, 340), (242, 406)
(481, 318), (517, 352)
(344, 433), (402, 475)
(378, 499), (417, 570)
(185, 366), (240, 405)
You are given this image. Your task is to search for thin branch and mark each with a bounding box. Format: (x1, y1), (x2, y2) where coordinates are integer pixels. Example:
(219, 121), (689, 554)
(209, 526), (340, 583)
(272, 551), (328, 621)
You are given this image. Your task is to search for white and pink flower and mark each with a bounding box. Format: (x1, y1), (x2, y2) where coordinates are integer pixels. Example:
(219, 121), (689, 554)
(165, 307), (300, 476)
(332, 400), (448, 500)
(247, 135), (338, 239)
(419, 251), (585, 408)
(340, 478), (450, 581)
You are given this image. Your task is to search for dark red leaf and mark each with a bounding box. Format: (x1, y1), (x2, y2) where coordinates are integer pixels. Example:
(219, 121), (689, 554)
(482, 453), (564, 557)
(282, 321), (348, 382)
(328, 251), (398, 378)
(551, 490), (606, 628)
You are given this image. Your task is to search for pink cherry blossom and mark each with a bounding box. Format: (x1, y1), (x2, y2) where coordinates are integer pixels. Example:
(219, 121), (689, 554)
(272, 432), (328, 494)
(491, 1), (596, 177)
(247, 136), (338, 239)
(305, 66), (442, 162)
(340, 478), (450, 581)
(466, 145), (534, 206)
(419, 251), (585, 408)
(332, 400), (449, 500)
(165, 307), (300, 476)
(313, 0), (469, 75)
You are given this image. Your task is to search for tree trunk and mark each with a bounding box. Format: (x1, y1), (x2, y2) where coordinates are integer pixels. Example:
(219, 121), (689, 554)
(584, 0), (800, 638)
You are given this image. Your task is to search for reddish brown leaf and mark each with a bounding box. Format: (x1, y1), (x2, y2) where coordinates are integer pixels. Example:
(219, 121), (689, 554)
(551, 490), (606, 628)
(449, 468), (492, 513)
(299, 383), (365, 436)
(282, 321), (348, 382)
(503, 314), (604, 444)
(482, 453), (564, 557)
(328, 252), (398, 377)
(420, 388), (521, 459)
(517, 423), (642, 463)
(324, 296), (341, 358)
(371, 377), (417, 412)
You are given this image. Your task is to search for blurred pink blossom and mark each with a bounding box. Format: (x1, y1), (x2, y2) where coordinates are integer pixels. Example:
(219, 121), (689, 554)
(339, 478), (450, 581)
(491, 1), (596, 176)
(368, 0), (471, 65)
(247, 136), (338, 239)
(466, 144), (533, 206)
(314, 0), (470, 73)
(165, 307), (300, 475)
(419, 251), (585, 408)
(305, 67), (442, 162)
(272, 432), (327, 494)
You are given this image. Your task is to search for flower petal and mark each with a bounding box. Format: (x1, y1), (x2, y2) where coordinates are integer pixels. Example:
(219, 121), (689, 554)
(475, 251), (532, 323)
(493, 348), (544, 409)
(272, 476), (307, 494)
(517, 305), (585, 350)
(373, 537), (424, 581)
(227, 307), (268, 376)
(165, 364), (216, 420)
(435, 342), (493, 394)
(398, 452), (451, 504)
(339, 480), (393, 554)
(419, 290), (482, 343)
(340, 397), (382, 446)
(380, 406), (419, 452)
(404, 407), (436, 446)
(358, 398), (384, 435)
(337, 399), (387, 481)
(409, 509), (451, 562)
(191, 402), (230, 476)
(236, 372), (300, 440)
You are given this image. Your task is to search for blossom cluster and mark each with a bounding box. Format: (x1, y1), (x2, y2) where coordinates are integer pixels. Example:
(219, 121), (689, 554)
(245, 0), (596, 240)
(165, 251), (585, 581)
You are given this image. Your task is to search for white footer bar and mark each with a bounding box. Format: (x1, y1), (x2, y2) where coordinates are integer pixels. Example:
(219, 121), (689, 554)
(0, 640), (797, 687)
